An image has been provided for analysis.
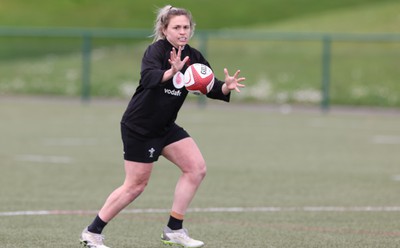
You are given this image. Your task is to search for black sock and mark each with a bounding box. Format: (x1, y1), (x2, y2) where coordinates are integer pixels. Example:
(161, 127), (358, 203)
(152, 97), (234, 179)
(167, 215), (183, 230)
(87, 215), (108, 234)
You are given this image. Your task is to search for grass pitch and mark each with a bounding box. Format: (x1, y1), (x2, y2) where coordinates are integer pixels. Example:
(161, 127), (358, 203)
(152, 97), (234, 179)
(0, 97), (399, 247)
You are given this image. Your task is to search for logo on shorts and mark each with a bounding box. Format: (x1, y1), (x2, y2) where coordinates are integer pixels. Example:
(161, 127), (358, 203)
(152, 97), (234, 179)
(148, 148), (155, 158)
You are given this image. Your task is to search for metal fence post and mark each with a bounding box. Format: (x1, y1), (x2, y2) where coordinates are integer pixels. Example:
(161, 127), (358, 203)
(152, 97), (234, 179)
(321, 35), (331, 111)
(81, 33), (92, 102)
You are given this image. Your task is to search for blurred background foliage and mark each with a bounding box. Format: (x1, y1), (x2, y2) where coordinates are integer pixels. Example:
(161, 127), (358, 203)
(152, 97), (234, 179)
(1, 0), (399, 31)
(0, 0), (399, 107)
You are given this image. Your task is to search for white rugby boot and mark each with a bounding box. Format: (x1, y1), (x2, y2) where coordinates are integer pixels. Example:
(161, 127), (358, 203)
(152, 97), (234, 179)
(80, 227), (110, 248)
(161, 226), (204, 248)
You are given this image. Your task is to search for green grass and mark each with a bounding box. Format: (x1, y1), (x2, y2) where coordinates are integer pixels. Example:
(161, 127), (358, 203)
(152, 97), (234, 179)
(0, 97), (399, 247)
(262, 1), (400, 33)
(1, 0), (398, 29)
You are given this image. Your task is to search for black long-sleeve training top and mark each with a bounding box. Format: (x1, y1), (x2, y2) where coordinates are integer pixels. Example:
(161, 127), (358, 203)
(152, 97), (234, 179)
(121, 39), (230, 137)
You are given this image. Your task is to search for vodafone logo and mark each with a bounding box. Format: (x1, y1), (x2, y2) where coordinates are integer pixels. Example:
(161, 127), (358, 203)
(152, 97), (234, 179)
(164, 88), (182, 96)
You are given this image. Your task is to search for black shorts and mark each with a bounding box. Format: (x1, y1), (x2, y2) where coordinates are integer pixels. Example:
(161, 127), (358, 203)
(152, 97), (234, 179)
(121, 123), (190, 163)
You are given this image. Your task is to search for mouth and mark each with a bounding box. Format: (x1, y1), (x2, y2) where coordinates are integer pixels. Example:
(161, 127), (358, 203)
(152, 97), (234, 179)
(178, 37), (187, 42)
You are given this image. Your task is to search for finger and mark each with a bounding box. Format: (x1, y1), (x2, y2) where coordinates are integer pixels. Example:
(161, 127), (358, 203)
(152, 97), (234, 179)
(172, 47), (178, 58)
(233, 70), (241, 78)
(237, 77), (246, 83)
(177, 46), (183, 58)
(182, 56), (189, 64)
(224, 68), (229, 76)
(234, 86), (241, 93)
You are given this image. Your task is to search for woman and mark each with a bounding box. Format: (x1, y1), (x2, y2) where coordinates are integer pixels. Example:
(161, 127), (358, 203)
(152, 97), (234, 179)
(80, 5), (245, 248)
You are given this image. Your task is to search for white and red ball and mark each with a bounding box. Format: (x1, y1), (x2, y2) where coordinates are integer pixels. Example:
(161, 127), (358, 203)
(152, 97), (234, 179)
(184, 63), (215, 95)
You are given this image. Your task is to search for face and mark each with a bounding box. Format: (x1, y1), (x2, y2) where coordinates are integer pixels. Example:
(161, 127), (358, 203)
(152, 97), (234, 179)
(163, 15), (191, 48)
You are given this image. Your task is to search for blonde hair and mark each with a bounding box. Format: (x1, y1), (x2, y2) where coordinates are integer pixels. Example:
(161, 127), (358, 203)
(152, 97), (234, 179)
(152, 5), (196, 42)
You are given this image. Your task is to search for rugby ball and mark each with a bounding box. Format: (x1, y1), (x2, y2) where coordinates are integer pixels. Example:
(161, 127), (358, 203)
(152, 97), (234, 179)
(184, 63), (215, 95)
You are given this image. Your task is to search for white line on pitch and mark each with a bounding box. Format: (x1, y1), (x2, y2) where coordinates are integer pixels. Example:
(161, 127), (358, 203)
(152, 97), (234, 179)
(392, 175), (400, 181)
(42, 137), (98, 146)
(15, 154), (73, 164)
(2, 206), (400, 217)
(372, 135), (400, 144)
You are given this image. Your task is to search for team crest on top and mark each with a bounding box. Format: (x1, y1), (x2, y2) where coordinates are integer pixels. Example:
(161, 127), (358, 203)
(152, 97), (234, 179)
(172, 72), (185, 89)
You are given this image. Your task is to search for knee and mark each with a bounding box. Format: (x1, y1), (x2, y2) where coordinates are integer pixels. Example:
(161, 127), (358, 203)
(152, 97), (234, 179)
(198, 161), (207, 180)
(189, 159), (207, 183)
(123, 179), (149, 202)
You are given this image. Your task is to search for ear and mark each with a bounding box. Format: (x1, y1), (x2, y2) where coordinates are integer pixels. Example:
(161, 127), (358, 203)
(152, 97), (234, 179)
(161, 27), (167, 38)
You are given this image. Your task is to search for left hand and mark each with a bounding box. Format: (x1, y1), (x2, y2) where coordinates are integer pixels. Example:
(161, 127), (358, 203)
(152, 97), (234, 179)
(169, 46), (189, 75)
(162, 46), (189, 82)
(222, 68), (246, 94)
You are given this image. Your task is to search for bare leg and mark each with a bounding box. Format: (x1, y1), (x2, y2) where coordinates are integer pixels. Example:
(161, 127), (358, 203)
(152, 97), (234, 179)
(162, 137), (207, 215)
(98, 161), (153, 222)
